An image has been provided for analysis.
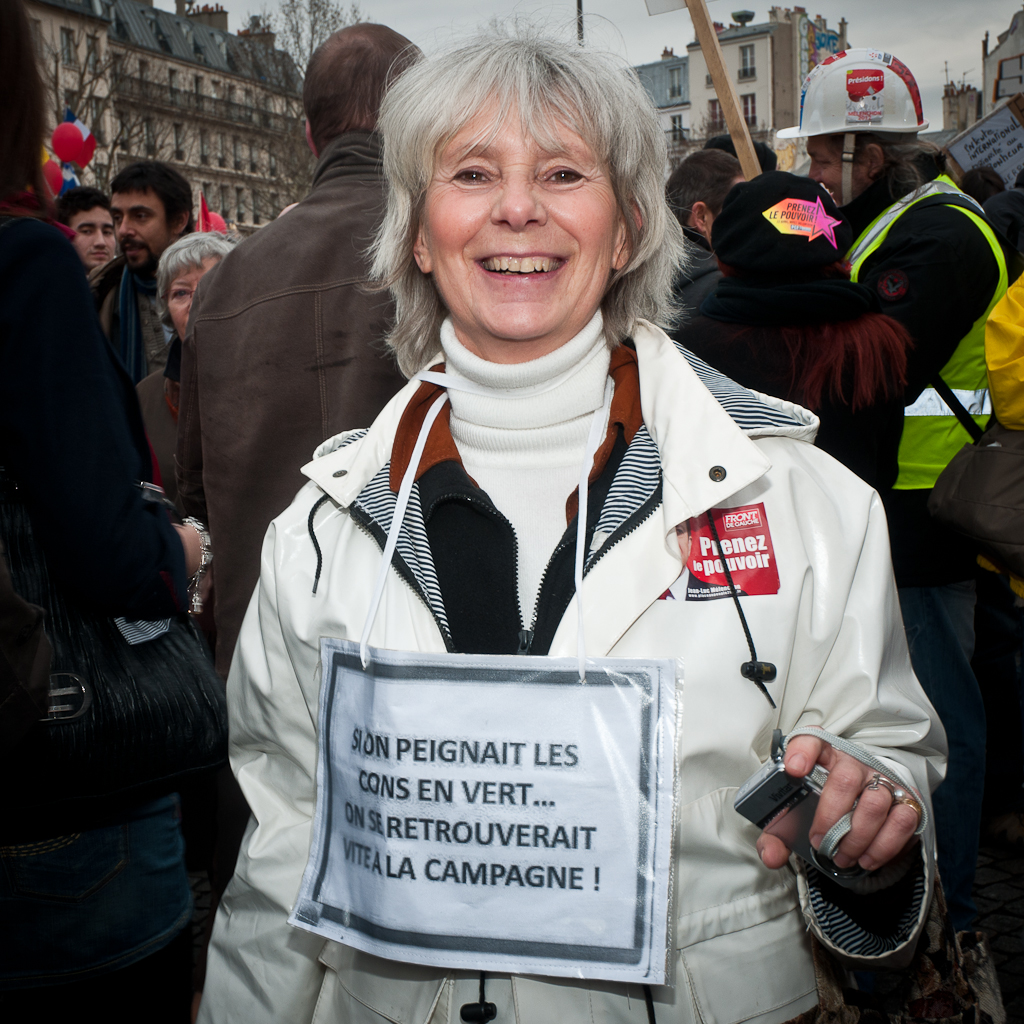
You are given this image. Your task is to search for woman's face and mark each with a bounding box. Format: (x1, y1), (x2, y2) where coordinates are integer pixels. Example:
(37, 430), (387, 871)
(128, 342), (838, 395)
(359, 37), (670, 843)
(413, 111), (630, 364)
(165, 256), (221, 341)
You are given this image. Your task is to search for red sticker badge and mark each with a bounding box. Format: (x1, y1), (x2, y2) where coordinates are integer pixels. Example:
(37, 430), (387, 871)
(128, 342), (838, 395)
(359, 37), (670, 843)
(684, 503), (780, 602)
(846, 68), (885, 125)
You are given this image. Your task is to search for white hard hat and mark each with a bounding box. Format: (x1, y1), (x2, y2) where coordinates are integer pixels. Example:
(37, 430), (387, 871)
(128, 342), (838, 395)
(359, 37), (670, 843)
(777, 48), (929, 139)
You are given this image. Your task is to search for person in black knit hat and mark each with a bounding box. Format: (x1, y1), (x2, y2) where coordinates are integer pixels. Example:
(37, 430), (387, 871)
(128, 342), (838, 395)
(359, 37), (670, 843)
(673, 171), (911, 490)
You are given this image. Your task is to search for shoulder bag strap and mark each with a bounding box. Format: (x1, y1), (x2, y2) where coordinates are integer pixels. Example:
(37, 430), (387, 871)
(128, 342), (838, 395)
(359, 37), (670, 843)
(930, 375), (985, 443)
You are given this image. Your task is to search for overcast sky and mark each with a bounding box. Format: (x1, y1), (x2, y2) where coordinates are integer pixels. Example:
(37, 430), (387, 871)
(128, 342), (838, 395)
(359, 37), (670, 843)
(214, 0), (1022, 130)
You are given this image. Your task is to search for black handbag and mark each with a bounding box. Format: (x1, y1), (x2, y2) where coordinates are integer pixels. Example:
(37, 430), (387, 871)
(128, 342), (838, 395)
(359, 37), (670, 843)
(926, 377), (1024, 578)
(0, 471), (228, 819)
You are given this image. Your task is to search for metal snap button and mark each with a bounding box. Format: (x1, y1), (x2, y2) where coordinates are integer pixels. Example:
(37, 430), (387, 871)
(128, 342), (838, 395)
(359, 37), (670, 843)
(332, 469), (348, 478)
(709, 465), (726, 482)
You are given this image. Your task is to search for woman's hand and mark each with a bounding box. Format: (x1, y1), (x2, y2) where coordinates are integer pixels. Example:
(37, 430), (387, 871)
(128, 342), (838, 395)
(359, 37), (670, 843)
(174, 522), (202, 578)
(755, 732), (921, 872)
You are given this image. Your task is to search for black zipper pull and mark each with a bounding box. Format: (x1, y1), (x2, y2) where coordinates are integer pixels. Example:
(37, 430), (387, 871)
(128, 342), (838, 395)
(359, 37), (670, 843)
(516, 630), (534, 655)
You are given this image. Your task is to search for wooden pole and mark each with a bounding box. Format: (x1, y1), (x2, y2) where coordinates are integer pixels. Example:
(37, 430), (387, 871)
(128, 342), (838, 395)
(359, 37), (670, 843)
(684, 0), (761, 180)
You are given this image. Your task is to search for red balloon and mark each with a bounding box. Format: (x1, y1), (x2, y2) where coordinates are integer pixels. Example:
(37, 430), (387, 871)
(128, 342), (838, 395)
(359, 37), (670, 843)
(51, 122), (83, 164)
(208, 211), (228, 234)
(78, 133), (97, 167)
(42, 159), (63, 197)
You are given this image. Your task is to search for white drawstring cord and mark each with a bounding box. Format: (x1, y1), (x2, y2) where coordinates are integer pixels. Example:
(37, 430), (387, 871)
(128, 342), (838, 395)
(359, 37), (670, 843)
(574, 378), (614, 681)
(359, 392), (448, 668)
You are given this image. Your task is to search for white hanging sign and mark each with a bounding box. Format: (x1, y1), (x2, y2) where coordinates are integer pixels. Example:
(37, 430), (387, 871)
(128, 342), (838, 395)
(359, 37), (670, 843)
(291, 639), (680, 985)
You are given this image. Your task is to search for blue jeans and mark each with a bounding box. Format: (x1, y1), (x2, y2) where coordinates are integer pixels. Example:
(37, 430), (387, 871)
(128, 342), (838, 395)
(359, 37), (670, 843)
(0, 795), (192, 988)
(899, 581), (983, 932)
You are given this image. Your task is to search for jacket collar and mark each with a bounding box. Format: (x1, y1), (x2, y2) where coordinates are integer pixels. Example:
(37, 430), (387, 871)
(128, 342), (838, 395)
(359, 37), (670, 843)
(310, 131), (384, 190)
(301, 322), (818, 522)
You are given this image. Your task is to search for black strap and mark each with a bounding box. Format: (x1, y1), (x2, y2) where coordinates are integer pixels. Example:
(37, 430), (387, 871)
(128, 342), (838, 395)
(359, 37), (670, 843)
(929, 375), (984, 444)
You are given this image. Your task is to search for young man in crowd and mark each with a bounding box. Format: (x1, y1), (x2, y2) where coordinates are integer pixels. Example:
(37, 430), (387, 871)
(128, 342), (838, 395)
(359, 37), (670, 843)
(665, 148), (744, 312)
(91, 161), (193, 381)
(56, 186), (116, 271)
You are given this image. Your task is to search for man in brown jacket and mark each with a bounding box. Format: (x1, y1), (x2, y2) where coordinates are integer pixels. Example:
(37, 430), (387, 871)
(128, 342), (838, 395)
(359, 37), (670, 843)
(177, 24), (415, 679)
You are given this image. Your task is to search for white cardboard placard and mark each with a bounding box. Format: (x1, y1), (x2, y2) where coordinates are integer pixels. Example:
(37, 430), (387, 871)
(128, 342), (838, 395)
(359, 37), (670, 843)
(291, 639), (679, 985)
(947, 100), (1024, 188)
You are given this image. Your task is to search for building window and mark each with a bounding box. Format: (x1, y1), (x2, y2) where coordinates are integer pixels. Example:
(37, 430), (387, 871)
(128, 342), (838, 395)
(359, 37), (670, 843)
(669, 65), (682, 99)
(91, 98), (105, 143)
(139, 60), (149, 81)
(706, 73), (714, 88)
(233, 137), (242, 171)
(202, 181), (212, 201)
(269, 149), (277, 177)
(200, 130), (210, 165)
(270, 191), (278, 217)
(670, 114), (684, 142)
(708, 99), (724, 132)
(194, 75), (203, 94)
(739, 44), (756, 80)
(144, 118), (156, 156)
(244, 89), (254, 120)
(169, 68), (179, 102)
(219, 184), (229, 218)
(118, 114), (130, 152)
(236, 187), (245, 223)
(60, 27), (76, 66)
(173, 123), (184, 161)
(86, 35), (99, 73)
(742, 92), (757, 127)
(249, 143), (257, 173)
(253, 190), (261, 225)
(218, 133), (226, 167)
(227, 85), (236, 106)
(211, 79), (220, 99)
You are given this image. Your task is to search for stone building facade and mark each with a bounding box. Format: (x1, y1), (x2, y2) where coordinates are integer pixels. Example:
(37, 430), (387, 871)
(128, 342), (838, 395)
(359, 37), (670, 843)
(984, 6), (1024, 116)
(28, 0), (307, 231)
(638, 6), (847, 173)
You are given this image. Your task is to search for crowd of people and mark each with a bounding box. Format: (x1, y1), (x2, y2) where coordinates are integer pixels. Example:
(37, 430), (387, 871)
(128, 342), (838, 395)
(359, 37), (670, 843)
(2, 0), (1023, 1020)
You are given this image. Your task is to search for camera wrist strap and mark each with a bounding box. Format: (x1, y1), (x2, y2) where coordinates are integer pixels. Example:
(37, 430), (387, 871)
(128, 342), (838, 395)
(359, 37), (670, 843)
(781, 727), (928, 860)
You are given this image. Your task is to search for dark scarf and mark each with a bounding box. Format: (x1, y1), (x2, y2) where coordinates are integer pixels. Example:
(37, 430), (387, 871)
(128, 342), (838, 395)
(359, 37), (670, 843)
(118, 267), (158, 384)
(701, 276), (878, 326)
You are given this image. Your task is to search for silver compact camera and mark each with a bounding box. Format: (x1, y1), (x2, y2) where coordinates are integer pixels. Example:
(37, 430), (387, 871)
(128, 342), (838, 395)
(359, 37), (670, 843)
(734, 730), (867, 888)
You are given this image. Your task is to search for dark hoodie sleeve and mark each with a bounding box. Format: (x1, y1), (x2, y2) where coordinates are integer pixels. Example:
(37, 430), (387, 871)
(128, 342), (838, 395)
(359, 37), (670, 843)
(0, 218), (187, 619)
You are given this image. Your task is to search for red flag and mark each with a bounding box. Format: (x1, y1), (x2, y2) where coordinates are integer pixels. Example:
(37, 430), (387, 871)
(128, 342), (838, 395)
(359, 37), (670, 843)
(199, 193), (213, 232)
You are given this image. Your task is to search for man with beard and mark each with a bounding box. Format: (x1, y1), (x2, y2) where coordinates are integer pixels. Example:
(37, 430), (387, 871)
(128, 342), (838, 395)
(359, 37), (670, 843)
(91, 162), (193, 381)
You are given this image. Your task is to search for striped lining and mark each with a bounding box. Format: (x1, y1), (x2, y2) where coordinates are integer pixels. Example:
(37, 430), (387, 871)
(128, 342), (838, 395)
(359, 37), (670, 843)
(115, 617), (172, 644)
(588, 425), (661, 564)
(676, 343), (812, 433)
(806, 864), (926, 957)
(351, 464), (451, 638)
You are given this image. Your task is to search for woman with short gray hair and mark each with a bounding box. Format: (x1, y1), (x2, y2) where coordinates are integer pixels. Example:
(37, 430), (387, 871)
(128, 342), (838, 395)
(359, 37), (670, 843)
(137, 230), (234, 507)
(199, 27), (944, 1024)
(156, 231), (235, 336)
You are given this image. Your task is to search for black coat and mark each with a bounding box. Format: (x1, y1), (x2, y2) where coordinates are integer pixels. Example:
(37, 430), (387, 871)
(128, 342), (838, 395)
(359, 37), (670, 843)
(0, 217), (186, 618)
(670, 229), (723, 320)
(984, 187), (1024, 253)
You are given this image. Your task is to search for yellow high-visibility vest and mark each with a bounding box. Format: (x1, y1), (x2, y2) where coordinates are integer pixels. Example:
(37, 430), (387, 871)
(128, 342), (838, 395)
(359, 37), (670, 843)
(848, 175), (1008, 490)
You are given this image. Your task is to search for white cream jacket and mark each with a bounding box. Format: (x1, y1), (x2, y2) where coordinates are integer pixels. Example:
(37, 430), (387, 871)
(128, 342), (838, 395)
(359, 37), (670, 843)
(199, 323), (946, 1024)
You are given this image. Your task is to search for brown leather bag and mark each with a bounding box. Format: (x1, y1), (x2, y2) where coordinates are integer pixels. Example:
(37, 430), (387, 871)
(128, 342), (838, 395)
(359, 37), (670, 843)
(0, 538), (50, 749)
(926, 379), (1024, 578)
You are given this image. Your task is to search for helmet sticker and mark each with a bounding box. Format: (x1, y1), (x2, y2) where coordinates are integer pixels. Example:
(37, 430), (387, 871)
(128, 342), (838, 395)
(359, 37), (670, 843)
(846, 68), (885, 125)
(886, 55), (925, 125)
(762, 196), (843, 247)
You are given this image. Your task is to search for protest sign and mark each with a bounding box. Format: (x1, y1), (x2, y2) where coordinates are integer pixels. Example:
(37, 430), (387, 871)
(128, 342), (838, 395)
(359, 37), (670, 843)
(946, 95), (1024, 188)
(291, 639), (679, 985)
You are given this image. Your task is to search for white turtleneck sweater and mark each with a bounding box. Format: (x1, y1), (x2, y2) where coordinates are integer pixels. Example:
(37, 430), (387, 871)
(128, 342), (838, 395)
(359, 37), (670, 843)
(439, 314), (611, 628)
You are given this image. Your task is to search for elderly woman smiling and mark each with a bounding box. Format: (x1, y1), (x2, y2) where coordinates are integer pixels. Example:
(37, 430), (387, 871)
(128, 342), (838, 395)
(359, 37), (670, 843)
(198, 30), (945, 1024)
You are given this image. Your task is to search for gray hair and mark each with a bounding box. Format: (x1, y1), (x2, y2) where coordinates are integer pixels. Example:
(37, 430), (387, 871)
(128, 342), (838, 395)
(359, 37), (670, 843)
(370, 25), (687, 376)
(157, 231), (236, 327)
(840, 133), (947, 200)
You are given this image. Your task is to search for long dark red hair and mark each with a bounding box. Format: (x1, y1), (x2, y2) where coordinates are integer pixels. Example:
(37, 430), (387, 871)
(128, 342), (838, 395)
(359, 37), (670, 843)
(720, 261), (911, 412)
